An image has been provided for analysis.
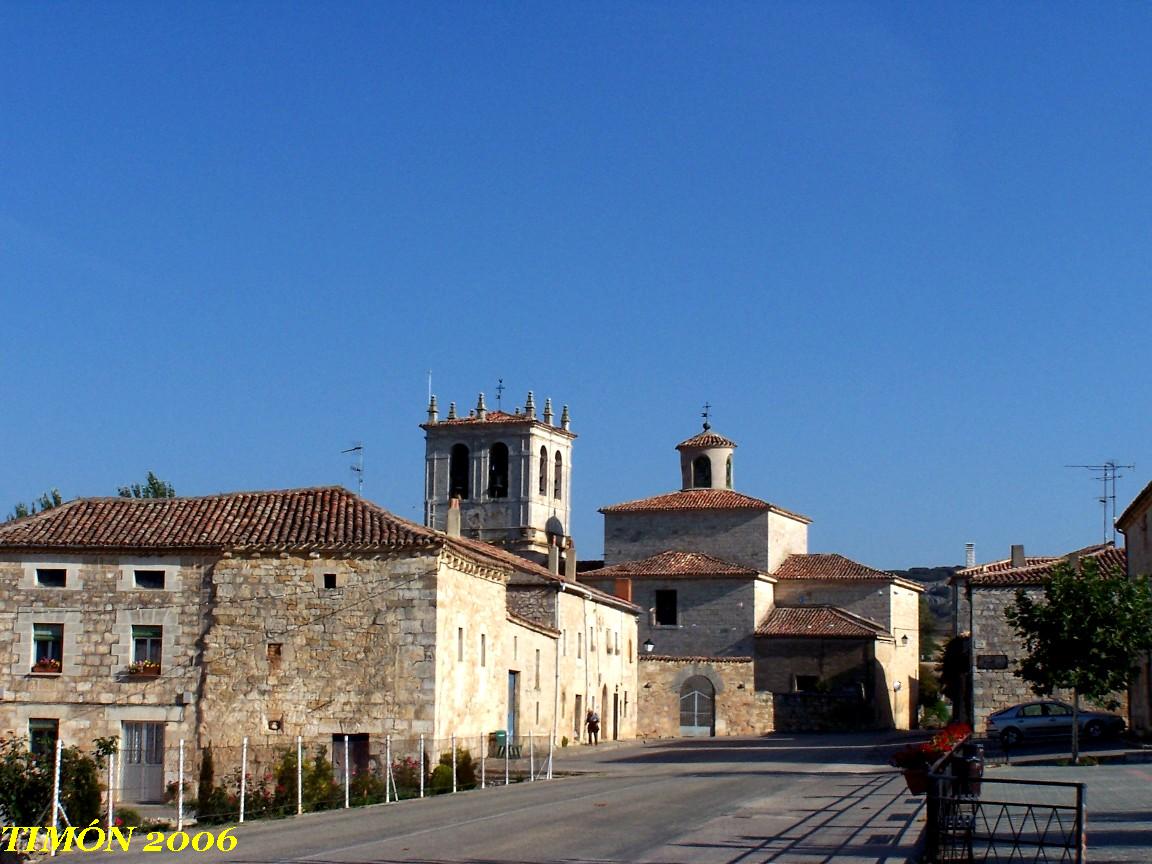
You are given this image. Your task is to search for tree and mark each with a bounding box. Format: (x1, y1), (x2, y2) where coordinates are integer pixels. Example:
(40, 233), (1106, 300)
(118, 472), (176, 499)
(1006, 557), (1152, 763)
(6, 488), (63, 521)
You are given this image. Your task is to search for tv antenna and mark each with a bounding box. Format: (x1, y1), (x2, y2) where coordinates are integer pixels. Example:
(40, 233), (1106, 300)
(342, 443), (364, 497)
(1065, 460), (1134, 543)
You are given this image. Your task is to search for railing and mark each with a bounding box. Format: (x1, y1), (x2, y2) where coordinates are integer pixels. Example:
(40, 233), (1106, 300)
(925, 751), (1086, 863)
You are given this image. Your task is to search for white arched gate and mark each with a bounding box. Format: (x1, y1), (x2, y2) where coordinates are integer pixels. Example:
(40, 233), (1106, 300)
(679, 676), (715, 737)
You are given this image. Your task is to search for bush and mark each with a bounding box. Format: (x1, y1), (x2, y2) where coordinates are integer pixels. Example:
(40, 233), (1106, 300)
(391, 755), (424, 799)
(0, 736), (104, 827)
(113, 807), (142, 828)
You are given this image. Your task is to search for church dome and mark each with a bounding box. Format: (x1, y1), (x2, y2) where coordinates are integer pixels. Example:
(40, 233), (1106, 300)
(676, 423), (736, 491)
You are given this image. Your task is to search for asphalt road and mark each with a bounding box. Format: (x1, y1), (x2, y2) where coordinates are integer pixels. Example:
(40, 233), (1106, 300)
(78, 734), (907, 864)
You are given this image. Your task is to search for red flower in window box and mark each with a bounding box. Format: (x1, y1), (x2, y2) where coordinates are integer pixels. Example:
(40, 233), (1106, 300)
(32, 658), (62, 674)
(125, 659), (162, 676)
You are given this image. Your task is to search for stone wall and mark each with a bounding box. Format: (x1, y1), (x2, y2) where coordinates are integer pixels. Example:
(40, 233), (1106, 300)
(604, 510), (771, 571)
(637, 656), (773, 738)
(772, 692), (873, 732)
(773, 580), (893, 630)
(581, 575), (762, 658)
(1123, 507), (1152, 734)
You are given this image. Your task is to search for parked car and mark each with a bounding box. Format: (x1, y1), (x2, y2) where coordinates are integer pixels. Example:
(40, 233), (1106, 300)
(986, 700), (1126, 746)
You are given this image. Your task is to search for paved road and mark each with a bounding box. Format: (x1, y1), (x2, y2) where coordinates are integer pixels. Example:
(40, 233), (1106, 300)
(80, 734), (921, 864)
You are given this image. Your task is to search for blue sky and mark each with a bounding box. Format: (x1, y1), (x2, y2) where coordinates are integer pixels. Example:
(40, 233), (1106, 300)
(3, 3), (1151, 568)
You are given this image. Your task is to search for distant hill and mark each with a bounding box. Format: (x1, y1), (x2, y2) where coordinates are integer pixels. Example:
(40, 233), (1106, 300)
(890, 565), (959, 641)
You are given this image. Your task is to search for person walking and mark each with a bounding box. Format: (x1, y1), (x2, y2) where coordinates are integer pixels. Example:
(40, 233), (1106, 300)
(586, 709), (600, 745)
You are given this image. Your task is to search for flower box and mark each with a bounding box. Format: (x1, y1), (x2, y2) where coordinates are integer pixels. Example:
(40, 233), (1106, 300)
(31, 659), (62, 674)
(124, 661), (162, 677)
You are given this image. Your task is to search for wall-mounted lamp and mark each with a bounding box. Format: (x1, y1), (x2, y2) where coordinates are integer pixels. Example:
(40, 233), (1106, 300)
(736, 682), (745, 690)
(893, 681), (902, 693)
(643, 638), (655, 654)
(643, 682), (652, 689)
(901, 635), (909, 647)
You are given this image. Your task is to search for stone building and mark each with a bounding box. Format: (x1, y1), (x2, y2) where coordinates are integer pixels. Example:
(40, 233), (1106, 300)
(1116, 480), (1152, 735)
(952, 542), (1127, 732)
(0, 486), (637, 803)
(580, 424), (921, 734)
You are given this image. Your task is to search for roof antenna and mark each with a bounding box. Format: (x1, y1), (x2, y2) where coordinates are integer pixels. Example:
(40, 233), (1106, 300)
(701, 402), (712, 431)
(1065, 460), (1134, 543)
(342, 443), (364, 498)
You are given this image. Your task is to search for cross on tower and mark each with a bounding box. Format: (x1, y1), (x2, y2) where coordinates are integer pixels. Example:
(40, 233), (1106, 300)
(701, 402), (712, 431)
(495, 378), (505, 410)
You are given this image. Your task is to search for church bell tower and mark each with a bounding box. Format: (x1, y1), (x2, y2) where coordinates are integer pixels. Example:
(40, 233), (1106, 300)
(422, 390), (575, 562)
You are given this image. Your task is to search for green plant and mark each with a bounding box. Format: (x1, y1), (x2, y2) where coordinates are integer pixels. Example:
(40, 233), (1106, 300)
(561, 736), (569, 748)
(114, 807), (142, 828)
(428, 763), (453, 794)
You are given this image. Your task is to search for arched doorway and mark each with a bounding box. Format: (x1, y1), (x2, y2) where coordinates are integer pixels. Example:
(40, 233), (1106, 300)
(679, 676), (715, 737)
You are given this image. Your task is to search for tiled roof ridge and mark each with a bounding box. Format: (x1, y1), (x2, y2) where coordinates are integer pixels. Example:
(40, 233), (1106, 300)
(639, 655), (752, 664)
(961, 543), (1125, 586)
(773, 553), (901, 583)
(756, 604), (890, 639)
(579, 549), (762, 579)
(599, 489), (812, 523)
(676, 430), (738, 450)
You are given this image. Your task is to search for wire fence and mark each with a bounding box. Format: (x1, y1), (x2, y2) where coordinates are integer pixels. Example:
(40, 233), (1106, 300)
(69, 731), (558, 835)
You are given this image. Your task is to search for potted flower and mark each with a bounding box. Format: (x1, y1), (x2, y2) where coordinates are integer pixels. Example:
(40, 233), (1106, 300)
(125, 659), (162, 677)
(32, 657), (62, 674)
(889, 722), (972, 795)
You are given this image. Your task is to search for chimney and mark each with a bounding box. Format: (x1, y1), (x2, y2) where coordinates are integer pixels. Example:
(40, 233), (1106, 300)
(614, 577), (633, 603)
(446, 497), (461, 537)
(548, 537), (560, 575)
(1010, 544), (1025, 568)
(965, 543), (975, 568)
(564, 537), (577, 581)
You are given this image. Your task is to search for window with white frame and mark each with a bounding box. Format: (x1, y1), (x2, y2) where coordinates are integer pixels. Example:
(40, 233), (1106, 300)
(32, 624), (63, 673)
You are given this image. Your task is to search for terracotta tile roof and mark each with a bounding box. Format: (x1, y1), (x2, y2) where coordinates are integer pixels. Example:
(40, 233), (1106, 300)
(676, 430), (738, 450)
(958, 543), (1126, 587)
(422, 410), (576, 439)
(600, 489), (812, 523)
(579, 550), (763, 579)
(773, 553), (899, 583)
(446, 534), (642, 614)
(0, 487), (439, 552)
(756, 605), (889, 639)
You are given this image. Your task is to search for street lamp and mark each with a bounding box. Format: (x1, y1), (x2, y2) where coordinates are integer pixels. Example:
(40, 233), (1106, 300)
(643, 638), (655, 654)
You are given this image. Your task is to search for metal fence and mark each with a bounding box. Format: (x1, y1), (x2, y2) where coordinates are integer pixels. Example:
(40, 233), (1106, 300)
(925, 768), (1086, 863)
(43, 729), (558, 845)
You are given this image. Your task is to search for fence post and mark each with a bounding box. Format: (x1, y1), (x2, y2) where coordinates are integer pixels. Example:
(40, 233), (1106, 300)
(296, 735), (303, 816)
(504, 733), (510, 786)
(547, 732), (554, 780)
(924, 772), (939, 863)
(529, 732), (534, 781)
(385, 735), (393, 803)
(239, 737), (248, 823)
(106, 752), (115, 832)
(50, 737), (62, 856)
(1076, 782), (1087, 864)
(480, 733), (486, 789)
(451, 734), (457, 793)
(177, 740), (185, 832)
(418, 735), (425, 799)
(344, 734), (350, 809)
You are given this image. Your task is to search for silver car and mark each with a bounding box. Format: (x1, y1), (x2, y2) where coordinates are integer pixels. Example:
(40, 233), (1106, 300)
(986, 700), (1125, 746)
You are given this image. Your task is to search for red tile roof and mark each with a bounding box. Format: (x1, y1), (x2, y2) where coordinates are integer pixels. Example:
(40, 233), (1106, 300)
(639, 655), (752, 664)
(579, 550), (763, 579)
(600, 489), (811, 523)
(756, 605), (889, 639)
(676, 430), (738, 450)
(958, 544), (1126, 587)
(422, 410), (576, 438)
(0, 487), (439, 552)
(773, 553), (901, 583)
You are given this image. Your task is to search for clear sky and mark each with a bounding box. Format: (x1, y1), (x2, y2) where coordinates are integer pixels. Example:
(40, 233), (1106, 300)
(4, 3), (1151, 569)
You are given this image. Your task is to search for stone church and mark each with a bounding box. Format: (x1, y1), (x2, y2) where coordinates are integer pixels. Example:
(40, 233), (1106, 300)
(578, 423), (922, 734)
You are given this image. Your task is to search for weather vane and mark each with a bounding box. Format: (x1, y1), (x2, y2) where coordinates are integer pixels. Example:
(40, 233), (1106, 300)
(495, 378), (505, 410)
(701, 402), (712, 430)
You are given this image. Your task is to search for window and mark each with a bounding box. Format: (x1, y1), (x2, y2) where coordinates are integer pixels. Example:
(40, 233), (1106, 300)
(589, 627), (596, 651)
(267, 643), (282, 669)
(488, 443), (510, 498)
(480, 633), (487, 667)
(1021, 704), (1044, 718)
(457, 627), (464, 662)
(33, 623), (63, 670)
(538, 446), (548, 495)
(29, 719), (58, 757)
(323, 573), (338, 590)
(614, 631), (619, 655)
(36, 568), (67, 588)
(976, 654), (1009, 670)
(553, 452), (563, 499)
(794, 675), (819, 692)
(132, 625), (162, 668)
(534, 649), (541, 690)
(449, 444), (470, 499)
(134, 570), (165, 590)
(725, 456), (733, 488)
(577, 632), (583, 659)
(654, 590), (678, 626)
(692, 456), (711, 488)
(1047, 703), (1072, 717)
(562, 629), (567, 657)
(513, 635), (518, 660)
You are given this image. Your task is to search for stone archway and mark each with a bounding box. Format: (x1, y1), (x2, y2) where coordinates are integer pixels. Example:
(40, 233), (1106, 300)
(679, 675), (716, 737)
